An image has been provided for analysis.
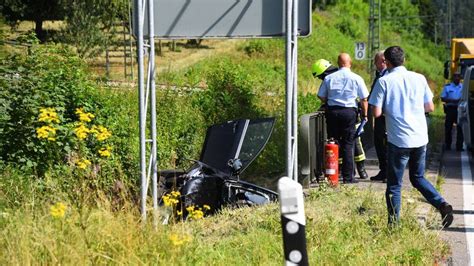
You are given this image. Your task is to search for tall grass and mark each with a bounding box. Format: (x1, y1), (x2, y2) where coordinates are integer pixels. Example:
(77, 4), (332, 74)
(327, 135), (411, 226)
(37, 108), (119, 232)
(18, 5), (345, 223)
(0, 185), (449, 265)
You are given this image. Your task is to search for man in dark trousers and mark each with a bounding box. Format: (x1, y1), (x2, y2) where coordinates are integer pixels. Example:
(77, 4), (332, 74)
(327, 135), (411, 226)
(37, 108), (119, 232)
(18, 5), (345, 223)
(370, 51), (388, 182)
(369, 46), (453, 227)
(441, 73), (464, 151)
(317, 53), (369, 183)
(312, 59), (369, 180)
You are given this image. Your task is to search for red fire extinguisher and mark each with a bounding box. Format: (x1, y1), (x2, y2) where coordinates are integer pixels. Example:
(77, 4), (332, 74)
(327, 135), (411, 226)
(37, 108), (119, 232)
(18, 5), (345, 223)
(324, 138), (339, 186)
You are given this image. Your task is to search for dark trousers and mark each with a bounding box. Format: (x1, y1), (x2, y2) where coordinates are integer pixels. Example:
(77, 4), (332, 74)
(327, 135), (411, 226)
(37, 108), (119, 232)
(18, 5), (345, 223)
(326, 107), (357, 181)
(445, 105), (463, 149)
(374, 116), (387, 175)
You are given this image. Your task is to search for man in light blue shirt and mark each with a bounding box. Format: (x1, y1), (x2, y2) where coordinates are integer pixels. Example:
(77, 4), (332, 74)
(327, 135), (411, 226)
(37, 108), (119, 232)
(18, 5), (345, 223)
(318, 53), (369, 183)
(369, 46), (453, 227)
(441, 73), (464, 151)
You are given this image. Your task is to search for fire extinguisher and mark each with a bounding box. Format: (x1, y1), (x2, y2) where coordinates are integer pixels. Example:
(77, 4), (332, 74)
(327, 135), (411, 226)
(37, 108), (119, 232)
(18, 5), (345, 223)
(324, 138), (339, 186)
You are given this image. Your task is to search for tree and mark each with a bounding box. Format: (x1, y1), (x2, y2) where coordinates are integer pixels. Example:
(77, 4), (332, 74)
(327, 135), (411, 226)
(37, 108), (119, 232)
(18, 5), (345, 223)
(61, 0), (128, 58)
(0, 0), (66, 41)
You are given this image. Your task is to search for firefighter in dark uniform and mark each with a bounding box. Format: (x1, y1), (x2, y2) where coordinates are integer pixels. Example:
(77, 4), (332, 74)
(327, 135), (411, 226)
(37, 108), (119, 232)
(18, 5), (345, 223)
(441, 73), (463, 151)
(313, 54), (369, 183)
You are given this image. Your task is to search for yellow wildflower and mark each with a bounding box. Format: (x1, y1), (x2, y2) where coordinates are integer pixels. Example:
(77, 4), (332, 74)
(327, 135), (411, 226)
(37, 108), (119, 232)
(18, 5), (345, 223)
(50, 202), (67, 218)
(169, 233), (192, 246)
(203, 205), (211, 211)
(177, 210), (183, 216)
(162, 191), (180, 207)
(75, 108), (95, 123)
(36, 125), (57, 140)
(186, 206), (195, 213)
(190, 209), (204, 220)
(74, 123), (90, 140)
(38, 108), (60, 124)
(76, 159), (91, 169)
(98, 146), (112, 157)
(94, 125), (112, 141)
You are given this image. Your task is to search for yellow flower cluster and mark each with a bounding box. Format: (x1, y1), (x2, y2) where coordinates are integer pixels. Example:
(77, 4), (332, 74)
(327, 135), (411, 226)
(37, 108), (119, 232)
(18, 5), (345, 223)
(75, 108), (95, 123)
(168, 233), (192, 247)
(163, 191), (180, 207)
(50, 202), (67, 218)
(36, 108), (60, 142)
(98, 146), (112, 157)
(76, 158), (91, 169)
(91, 125), (112, 141)
(186, 205), (210, 220)
(74, 123), (90, 140)
(36, 125), (57, 141)
(38, 108), (60, 124)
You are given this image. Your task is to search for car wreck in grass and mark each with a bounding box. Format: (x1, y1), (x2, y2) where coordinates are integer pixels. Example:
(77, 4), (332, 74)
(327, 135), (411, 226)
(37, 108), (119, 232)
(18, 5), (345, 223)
(158, 118), (278, 220)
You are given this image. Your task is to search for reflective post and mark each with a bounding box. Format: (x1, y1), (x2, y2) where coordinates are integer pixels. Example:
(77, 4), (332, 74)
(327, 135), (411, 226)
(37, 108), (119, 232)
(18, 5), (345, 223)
(278, 177), (308, 265)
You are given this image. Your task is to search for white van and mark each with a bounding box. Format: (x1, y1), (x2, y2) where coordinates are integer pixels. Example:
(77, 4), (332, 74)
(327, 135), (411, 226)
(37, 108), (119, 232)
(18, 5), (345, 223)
(458, 66), (474, 153)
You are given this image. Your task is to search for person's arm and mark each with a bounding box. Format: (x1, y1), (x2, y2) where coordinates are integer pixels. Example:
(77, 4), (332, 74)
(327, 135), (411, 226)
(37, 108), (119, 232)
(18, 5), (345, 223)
(360, 98), (368, 119)
(423, 78), (435, 113)
(317, 80), (328, 104)
(424, 101), (435, 113)
(357, 77), (370, 119)
(368, 79), (384, 118)
(372, 105), (382, 118)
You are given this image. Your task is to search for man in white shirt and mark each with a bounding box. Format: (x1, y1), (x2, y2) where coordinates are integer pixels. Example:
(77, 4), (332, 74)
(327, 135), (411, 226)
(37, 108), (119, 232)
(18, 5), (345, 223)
(369, 46), (453, 227)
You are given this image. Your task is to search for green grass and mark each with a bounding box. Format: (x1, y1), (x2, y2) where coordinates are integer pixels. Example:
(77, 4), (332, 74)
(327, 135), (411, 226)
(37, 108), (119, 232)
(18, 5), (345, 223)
(0, 185), (449, 265)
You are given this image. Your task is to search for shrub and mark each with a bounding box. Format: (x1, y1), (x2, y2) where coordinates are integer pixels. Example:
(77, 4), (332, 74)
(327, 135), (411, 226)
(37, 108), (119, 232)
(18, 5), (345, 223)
(194, 59), (263, 126)
(0, 44), (102, 175)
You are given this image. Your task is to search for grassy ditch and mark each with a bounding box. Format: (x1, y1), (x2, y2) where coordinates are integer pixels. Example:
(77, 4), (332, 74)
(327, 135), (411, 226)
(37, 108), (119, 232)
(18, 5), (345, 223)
(0, 185), (449, 265)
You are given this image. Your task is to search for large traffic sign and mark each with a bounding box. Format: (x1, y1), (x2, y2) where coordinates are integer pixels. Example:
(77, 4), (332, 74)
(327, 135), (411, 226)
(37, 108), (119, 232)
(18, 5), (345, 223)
(134, 0), (311, 39)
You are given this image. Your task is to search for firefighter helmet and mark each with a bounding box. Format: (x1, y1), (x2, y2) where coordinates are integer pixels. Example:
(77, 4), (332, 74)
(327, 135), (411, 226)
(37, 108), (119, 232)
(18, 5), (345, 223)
(312, 59), (332, 77)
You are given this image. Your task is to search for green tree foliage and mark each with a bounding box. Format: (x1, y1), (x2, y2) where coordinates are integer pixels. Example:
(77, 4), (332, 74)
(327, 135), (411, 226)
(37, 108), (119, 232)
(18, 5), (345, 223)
(61, 0), (128, 58)
(0, 0), (66, 41)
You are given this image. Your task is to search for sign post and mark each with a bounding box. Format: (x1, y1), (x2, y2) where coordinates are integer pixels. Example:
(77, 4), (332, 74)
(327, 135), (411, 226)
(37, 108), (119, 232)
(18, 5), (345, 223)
(354, 42), (367, 60)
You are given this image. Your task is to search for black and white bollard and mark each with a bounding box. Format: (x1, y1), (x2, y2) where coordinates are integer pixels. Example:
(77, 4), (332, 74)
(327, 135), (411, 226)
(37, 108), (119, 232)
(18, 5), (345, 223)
(278, 177), (308, 266)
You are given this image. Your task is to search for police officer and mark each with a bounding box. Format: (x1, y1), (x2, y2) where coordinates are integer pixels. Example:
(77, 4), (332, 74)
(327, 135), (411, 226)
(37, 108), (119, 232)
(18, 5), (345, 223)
(441, 73), (464, 151)
(316, 54), (369, 183)
(312, 59), (369, 180)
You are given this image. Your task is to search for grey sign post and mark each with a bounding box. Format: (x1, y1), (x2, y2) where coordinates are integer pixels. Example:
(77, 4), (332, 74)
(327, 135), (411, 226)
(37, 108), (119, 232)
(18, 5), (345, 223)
(133, 0), (311, 223)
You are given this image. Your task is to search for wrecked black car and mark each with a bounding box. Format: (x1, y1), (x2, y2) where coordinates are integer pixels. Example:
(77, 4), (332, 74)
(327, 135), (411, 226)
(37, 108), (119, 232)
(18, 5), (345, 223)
(158, 118), (278, 218)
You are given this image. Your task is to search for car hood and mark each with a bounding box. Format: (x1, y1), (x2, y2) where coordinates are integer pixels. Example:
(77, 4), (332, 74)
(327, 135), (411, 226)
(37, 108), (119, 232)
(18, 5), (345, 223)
(199, 118), (275, 176)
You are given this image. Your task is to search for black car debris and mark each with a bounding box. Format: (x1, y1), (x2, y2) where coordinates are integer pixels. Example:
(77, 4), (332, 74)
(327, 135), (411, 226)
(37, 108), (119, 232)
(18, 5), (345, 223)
(158, 118), (278, 219)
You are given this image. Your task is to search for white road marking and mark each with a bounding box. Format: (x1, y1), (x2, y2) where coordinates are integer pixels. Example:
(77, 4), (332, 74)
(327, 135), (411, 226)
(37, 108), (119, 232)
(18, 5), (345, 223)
(462, 151), (474, 266)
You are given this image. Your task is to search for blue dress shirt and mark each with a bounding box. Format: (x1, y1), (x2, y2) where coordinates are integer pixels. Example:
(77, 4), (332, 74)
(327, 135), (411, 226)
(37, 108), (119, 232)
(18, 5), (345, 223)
(368, 66), (433, 148)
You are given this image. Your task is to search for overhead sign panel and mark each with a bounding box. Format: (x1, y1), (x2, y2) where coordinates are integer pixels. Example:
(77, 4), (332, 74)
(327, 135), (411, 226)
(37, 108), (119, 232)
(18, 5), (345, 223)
(135, 0), (311, 39)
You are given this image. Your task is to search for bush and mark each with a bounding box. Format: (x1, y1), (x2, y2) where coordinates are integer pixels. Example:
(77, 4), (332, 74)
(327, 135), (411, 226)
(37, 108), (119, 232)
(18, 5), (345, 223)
(0, 44), (102, 175)
(194, 59), (263, 126)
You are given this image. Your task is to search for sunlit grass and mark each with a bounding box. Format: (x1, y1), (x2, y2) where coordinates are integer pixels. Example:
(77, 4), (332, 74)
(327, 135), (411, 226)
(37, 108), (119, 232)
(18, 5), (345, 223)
(0, 185), (449, 265)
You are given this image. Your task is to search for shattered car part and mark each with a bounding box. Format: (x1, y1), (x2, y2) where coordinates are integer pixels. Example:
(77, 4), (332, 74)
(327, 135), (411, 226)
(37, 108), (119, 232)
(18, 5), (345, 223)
(158, 118), (278, 218)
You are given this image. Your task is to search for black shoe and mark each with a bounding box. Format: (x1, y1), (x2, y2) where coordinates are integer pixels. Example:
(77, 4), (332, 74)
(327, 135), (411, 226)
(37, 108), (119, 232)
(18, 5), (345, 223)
(439, 202), (454, 228)
(356, 161), (369, 179)
(343, 179), (359, 184)
(370, 172), (386, 181)
(359, 170), (369, 179)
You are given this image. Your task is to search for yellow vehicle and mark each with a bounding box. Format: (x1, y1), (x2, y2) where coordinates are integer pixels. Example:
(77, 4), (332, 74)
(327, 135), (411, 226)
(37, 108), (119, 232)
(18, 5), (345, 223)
(445, 38), (474, 80)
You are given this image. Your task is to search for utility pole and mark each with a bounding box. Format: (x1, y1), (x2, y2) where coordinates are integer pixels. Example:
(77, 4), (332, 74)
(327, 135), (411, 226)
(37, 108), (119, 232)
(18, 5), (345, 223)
(368, 0), (381, 79)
